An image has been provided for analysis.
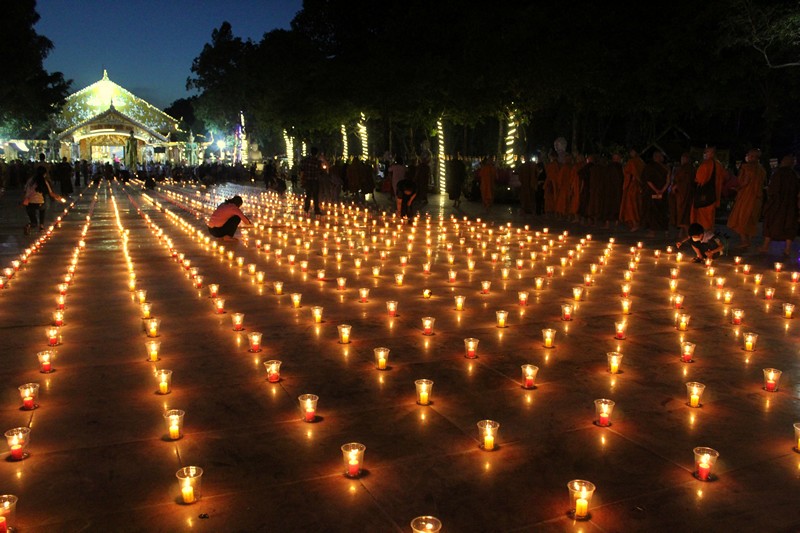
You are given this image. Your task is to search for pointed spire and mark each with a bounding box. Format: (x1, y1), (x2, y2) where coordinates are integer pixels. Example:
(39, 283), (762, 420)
(103, 69), (108, 79)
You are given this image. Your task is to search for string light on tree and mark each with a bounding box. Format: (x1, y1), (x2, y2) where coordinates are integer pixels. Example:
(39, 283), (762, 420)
(504, 108), (518, 165)
(341, 124), (349, 160)
(283, 129), (295, 169)
(358, 112), (368, 160)
(437, 116), (446, 194)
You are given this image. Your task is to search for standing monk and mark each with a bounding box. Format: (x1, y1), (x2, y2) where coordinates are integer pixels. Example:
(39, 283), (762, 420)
(478, 157), (497, 210)
(605, 153), (624, 228)
(690, 146), (725, 231)
(517, 156), (538, 214)
(555, 154), (573, 217)
(619, 149), (645, 231)
(727, 149), (766, 251)
(669, 153), (695, 239)
(567, 154), (585, 221)
(758, 154), (799, 257)
(640, 151), (670, 236)
(543, 153), (560, 216)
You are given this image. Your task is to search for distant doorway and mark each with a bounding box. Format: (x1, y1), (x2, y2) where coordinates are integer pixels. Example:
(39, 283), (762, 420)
(91, 145), (124, 163)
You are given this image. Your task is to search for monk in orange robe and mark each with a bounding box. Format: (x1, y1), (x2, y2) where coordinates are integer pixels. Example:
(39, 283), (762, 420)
(478, 157), (497, 210)
(619, 149), (644, 230)
(691, 146), (725, 231)
(554, 154), (573, 216)
(567, 154), (585, 220)
(727, 149), (766, 250)
(543, 153), (560, 215)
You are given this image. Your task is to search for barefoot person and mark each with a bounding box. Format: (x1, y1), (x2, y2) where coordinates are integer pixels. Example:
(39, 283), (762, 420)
(207, 195), (253, 241)
(758, 154), (799, 257)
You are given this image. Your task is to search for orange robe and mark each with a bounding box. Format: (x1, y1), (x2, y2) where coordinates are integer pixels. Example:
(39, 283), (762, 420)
(690, 159), (725, 231)
(568, 162), (584, 215)
(543, 161), (560, 214)
(554, 163), (573, 215)
(478, 163), (497, 208)
(619, 157), (644, 227)
(726, 162), (765, 238)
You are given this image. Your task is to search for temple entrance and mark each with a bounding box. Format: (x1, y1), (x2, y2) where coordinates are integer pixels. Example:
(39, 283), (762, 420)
(91, 144), (124, 163)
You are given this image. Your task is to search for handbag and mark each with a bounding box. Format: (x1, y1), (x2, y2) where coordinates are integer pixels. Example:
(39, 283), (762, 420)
(693, 162), (716, 208)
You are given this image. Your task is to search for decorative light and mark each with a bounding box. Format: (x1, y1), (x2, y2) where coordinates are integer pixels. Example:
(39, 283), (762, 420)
(437, 117), (446, 194)
(358, 112), (368, 160)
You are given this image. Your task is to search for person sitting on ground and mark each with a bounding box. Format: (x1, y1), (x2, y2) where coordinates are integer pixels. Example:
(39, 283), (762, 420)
(395, 177), (417, 219)
(207, 195), (253, 241)
(676, 222), (724, 262)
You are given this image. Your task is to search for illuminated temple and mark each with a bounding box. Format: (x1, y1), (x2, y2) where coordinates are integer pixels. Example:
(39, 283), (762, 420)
(54, 70), (180, 163)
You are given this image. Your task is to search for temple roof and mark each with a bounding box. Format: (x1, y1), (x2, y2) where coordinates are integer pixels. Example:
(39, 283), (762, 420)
(56, 105), (170, 143)
(55, 70), (178, 133)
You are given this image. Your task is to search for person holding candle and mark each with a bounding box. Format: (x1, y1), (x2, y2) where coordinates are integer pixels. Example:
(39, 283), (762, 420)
(676, 223), (724, 263)
(207, 196), (253, 242)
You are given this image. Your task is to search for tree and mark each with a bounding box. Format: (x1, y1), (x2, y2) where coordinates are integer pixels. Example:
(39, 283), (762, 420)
(723, 0), (800, 69)
(0, 0), (70, 136)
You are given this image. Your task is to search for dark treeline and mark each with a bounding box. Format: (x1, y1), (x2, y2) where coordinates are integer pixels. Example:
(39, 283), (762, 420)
(181, 0), (800, 161)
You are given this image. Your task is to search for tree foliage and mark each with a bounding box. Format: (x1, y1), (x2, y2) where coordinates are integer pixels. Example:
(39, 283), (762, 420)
(0, 0), (70, 136)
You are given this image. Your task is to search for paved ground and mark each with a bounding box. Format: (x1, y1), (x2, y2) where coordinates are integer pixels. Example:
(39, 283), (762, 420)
(0, 181), (798, 532)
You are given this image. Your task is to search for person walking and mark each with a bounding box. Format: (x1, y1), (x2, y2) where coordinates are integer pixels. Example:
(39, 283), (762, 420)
(758, 154), (799, 257)
(300, 147), (324, 215)
(21, 166), (62, 234)
(727, 149), (766, 251)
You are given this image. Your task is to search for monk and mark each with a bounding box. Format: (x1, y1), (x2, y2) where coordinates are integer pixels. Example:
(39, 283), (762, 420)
(640, 151), (670, 236)
(543, 153), (560, 216)
(604, 153), (624, 228)
(690, 146), (725, 231)
(758, 154), (799, 257)
(578, 154), (595, 223)
(567, 154), (585, 220)
(669, 153), (695, 239)
(727, 149), (766, 251)
(517, 157), (538, 214)
(554, 154), (573, 217)
(478, 157), (497, 210)
(619, 149), (644, 231)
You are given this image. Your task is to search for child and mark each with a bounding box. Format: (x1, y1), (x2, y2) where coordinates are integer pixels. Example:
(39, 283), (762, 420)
(677, 223), (724, 262)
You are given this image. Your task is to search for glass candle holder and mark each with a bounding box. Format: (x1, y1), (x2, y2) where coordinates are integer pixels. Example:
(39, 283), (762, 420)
(521, 364), (539, 389)
(338, 324), (352, 344)
(146, 318), (161, 338)
(611, 320), (626, 340)
(247, 263), (256, 275)
(534, 277), (544, 290)
(686, 382), (705, 408)
(256, 271), (265, 284)
(743, 332), (758, 352)
(794, 422), (800, 452)
(567, 480), (595, 520)
(677, 314), (690, 331)
(542, 328), (556, 348)
(264, 360), (282, 382)
(231, 312), (245, 331)
(36, 349), (55, 373)
(620, 298), (631, 315)
(410, 516), (442, 533)
(358, 288), (369, 303)
(607, 352), (622, 374)
(386, 301), (398, 317)
(763, 368), (782, 392)
(139, 302), (152, 320)
(208, 284), (219, 298)
(764, 287), (775, 300)
(341, 442), (366, 478)
(336, 277), (347, 291)
(415, 379), (433, 405)
(310, 306), (323, 324)
(480, 280), (491, 294)
(467, 259), (476, 271)
(214, 298), (226, 314)
(594, 399), (615, 427)
(245, 331), (262, 352)
(143, 340), (161, 362)
(518, 291), (529, 306)
(5, 428), (30, 461)
(374, 348), (390, 370)
(52, 309), (65, 327)
(450, 294), (465, 312)
(464, 338), (479, 359)
(136, 289), (147, 305)
(395, 273), (404, 286)
(681, 341), (696, 363)
(754, 273), (763, 285)
(496, 310), (508, 328)
(47, 326), (61, 346)
(273, 281), (283, 295)
(742, 264), (752, 274)
(0, 494), (18, 529)
(353, 258), (362, 269)
(624, 270), (633, 282)
(448, 270), (457, 283)
(783, 303), (795, 319)
(18, 383), (39, 410)
(56, 294), (66, 309)
(155, 370), (172, 394)
(298, 394), (319, 422)
(372, 266), (381, 277)
(792, 272), (800, 283)
(715, 277), (725, 289)
(421, 317), (435, 335)
(572, 287), (584, 302)
(289, 293), (302, 309)
(164, 409), (185, 440)
(561, 304), (573, 321)
(176, 466), (203, 504)
(620, 284), (631, 297)
(693, 447), (719, 481)
(477, 420), (500, 451)
(731, 308), (744, 325)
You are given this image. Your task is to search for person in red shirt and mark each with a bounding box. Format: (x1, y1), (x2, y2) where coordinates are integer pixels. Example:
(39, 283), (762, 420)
(207, 195), (253, 241)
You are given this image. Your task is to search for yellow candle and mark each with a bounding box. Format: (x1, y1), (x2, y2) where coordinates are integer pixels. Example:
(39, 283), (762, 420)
(610, 360), (619, 374)
(544, 335), (553, 348)
(575, 497), (588, 518)
(149, 349), (158, 362)
(169, 424), (181, 440)
(419, 390), (429, 405)
(378, 357), (386, 370)
(483, 433), (495, 451)
(745, 340), (753, 351)
(690, 394), (700, 408)
(159, 381), (169, 394)
(149, 324), (158, 337)
(181, 485), (195, 504)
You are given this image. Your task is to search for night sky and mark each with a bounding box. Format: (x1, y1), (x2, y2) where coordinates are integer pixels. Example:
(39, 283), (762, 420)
(36, 0), (303, 109)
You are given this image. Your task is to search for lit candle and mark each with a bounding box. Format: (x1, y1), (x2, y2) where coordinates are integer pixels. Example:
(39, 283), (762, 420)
(291, 293), (302, 308)
(374, 348), (389, 370)
(521, 364), (538, 388)
(621, 298), (631, 315)
(208, 284), (219, 298)
(562, 304), (573, 321)
(546, 266), (554, 278)
(764, 287), (775, 300)
(783, 303), (794, 319)
(763, 368), (780, 392)
(731, 309), (744, 325)
(614, 321), (626, 339)
(534, 277), (544, 290)
(265, 360), (281, 382)
(416, 379), (432, 405)
(572, 287), (583, 302)
(231, 312), (245, 331)
(681, 342), (696, 363)
(214, 298), (226, 313)
(518, 291), (529, 306)
(386, 301), (398, 317)
(743, 332), (757, 352)
(273, 281), (283, 295)
(754, 273), (763, 285)
(677, 314), (690, 331)
(248, 332), (262, 352)
(480, 281), (491, 294)
(338, 324), (352, 344)
(607, 352), (622, 374)
(421, 317), (435, 336)
(575, 494), (589, 519)
(496, 310), (508, 328)
(422, 289), (432, 299)
(336, 277), (347, 290)
(395, 273), (404, 286)
(181, 485), (195, 504)
(542, 328), (555, 348)
(687, 382), (704, 407)
(620, 284), (630, 297)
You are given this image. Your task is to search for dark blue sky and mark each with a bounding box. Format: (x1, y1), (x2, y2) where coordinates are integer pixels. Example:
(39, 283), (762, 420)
(37, 0), (303, 109)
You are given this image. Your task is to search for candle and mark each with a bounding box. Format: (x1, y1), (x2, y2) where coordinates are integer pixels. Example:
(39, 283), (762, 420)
(621, 299), (631, 315)
(47, 326), (60, 346)
(181, 485), (195, 504)
(169, 424), (181, 440)
(696, 458), (711, 480)
(783, 303), (794, 319)
(291, 293), (302, 308)
(146, 318), (160, 338)
(265, 360), (282, 382)
(10, 445), (23, 461)
(521, 364), (538, 388)
(338, 324), (351, 343)
(723, 290), (733, 304)
(572, 287), (583, 301)
(614, 321), (626, 339)
(231, 313), (245, 331)
(480, 281), (491, 294)
(763, 368), (781, 392)
(359, 288), (370, 303)
(483, 432), (495, 451)
(621, 284), (630, 297)
(690, 393), (700, 407)
(422, 317), (435, 336)
(607, 352), (622, 374)
(743, 333), (757, 351)
(542, 328), (555, 348)
(348, 455), (360, 477)
(214, 298), (226, 314)
(159, 380), (169, 395)
(386, 301), (398, 317)
(731, 309), (744, 325)
(677, 314), (690, 331)
(337, 277), (347, 290)
(754, 273), (763, 285)
(562, 304), (573, 321)
(22, 396), (34, 410)
(478, 420), (499, 451)
(518, 291), (529, 306)
(681, 342), (696, 362)
(416, 380), (432, 405)
(273, 281), (283, 295)
(575, 497), (588, 519)
(496, 310), (508, 328)
(546, 266), (554, 278)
